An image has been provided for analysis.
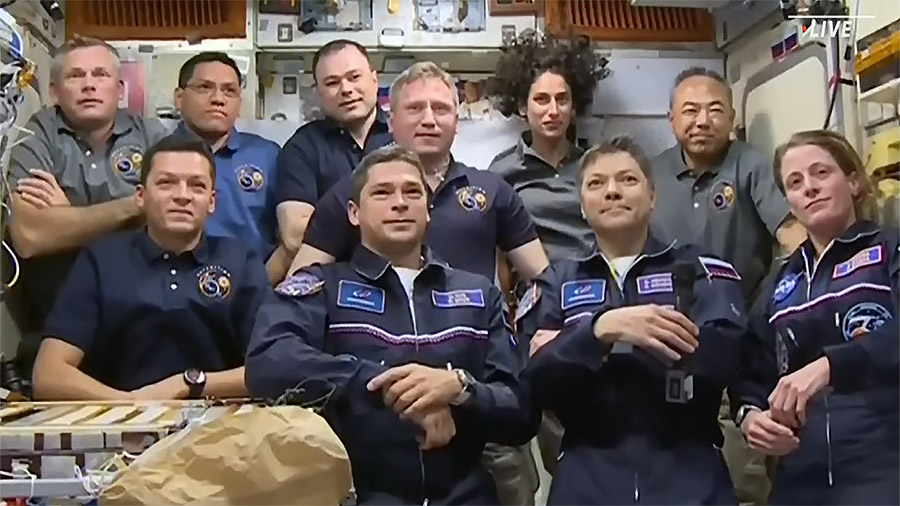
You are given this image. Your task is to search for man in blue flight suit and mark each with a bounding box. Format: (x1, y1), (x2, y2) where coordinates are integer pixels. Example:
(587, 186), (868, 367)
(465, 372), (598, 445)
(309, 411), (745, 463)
(273, 40), (392, 280)
(172, 52), (281, 281)
(519, 137), (748, 504)
(246, 146), (539, 505)
(31, 136), (270, 400)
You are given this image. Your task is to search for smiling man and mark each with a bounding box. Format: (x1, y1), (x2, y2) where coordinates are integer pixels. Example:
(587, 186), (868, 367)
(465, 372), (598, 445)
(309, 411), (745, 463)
(649, 67), (807, 506)
(272, 40), (393, 280)
(173, 52), (280, 276)
(31, 136), (269, 401)
(247, 145), (538, 505)
(520, 137), (747, 504)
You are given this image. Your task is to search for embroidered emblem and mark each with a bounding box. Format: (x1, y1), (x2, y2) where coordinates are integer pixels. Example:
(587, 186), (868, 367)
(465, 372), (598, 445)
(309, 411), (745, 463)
(773, 273), (800, 304)
(711, 181), (736, 210)
(275, 271), (324, 297)
(842, 302), (892, 341)
(236, 164), (265, 191)
(456, 186), (489, 212)
(337, 280), (385, 314)
(197, 265), (232, 299)
(561, 279), (606, 310)
(111, 145), (145, 183)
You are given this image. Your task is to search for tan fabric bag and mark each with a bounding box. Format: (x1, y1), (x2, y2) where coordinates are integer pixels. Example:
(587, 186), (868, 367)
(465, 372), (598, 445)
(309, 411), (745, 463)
(100, 405), (352, 505)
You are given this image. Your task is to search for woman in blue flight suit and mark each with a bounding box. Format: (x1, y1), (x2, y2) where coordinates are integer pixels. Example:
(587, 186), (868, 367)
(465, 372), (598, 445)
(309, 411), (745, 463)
(519, 137), (748, 504)
(735, 130), (898, 505)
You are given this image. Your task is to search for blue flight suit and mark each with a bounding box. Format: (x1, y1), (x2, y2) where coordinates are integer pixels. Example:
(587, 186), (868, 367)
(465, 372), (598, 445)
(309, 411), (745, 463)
(245, 245), (540, 505)
(42, 230), (270, 390)
(735, 220), (899, 505)
(520, 235), (747, 504)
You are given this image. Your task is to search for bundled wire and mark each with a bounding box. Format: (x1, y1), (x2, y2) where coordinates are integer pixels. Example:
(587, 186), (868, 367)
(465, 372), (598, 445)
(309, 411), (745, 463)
(0, 8), (33, 295)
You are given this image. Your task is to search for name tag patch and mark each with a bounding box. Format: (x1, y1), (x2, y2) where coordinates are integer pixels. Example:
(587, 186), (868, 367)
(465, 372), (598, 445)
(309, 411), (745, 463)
(637, 273), (673, 295)
(561, 279), (606, 310)
(699, 256), (741, 281)
(833, 245), (882, 279)
(337, 280), (385, 314)
(432, 289), (485, 308)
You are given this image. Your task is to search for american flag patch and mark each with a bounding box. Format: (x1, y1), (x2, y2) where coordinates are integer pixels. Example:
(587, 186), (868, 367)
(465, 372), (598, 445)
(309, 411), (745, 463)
(698, 256), (741, 281)
(833, 245), (882, 279)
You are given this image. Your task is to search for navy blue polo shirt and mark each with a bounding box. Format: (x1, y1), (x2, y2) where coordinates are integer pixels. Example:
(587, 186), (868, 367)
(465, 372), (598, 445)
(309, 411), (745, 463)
(302, 161), (539, 280)
(275, 111), (392, 206)
(42, 230), (271, 391)
(174, 124), (280, 257)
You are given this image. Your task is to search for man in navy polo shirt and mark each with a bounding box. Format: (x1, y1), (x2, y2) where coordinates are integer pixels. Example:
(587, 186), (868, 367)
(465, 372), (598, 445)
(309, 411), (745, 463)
(31, 136), (269, 400)
(273, 39), (392, 280)
(290, 61), (548, 284)
(172, 52), (281, 280)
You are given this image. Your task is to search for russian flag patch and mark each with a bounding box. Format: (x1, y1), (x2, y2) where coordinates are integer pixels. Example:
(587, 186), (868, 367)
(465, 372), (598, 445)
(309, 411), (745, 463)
(698, 256), (741, 281)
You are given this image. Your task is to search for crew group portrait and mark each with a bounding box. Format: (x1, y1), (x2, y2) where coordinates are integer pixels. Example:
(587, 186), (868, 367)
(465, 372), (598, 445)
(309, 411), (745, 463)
(2, 28), (896, 506)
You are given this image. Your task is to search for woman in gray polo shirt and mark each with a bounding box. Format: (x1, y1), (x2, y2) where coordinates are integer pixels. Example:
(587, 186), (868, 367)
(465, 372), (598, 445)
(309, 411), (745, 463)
(488, 33), (608, 266)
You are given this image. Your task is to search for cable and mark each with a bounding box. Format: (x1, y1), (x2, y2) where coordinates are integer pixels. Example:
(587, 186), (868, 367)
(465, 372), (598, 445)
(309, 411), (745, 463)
(823, 0), (860, 130)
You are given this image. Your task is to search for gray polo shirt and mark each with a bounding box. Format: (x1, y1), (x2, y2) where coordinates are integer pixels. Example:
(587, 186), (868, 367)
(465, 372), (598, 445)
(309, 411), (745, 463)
(7, 107), (169, 204)
(4, 106), (168, 335)
(489, 134), (593, 263)
(649, 140), (791, 298)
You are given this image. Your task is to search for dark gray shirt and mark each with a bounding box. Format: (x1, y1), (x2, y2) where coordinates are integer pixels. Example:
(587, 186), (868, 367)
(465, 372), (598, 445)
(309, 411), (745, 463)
(489, 135), (593, 263)
(649, 140), (791, 298)
(8, 107), (168, 204)
(5, 107), (168, 334)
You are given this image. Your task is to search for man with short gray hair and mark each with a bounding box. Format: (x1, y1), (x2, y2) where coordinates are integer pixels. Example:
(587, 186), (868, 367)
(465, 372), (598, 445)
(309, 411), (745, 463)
(5, 35), (167, 383)
(650, 67), (806, 506)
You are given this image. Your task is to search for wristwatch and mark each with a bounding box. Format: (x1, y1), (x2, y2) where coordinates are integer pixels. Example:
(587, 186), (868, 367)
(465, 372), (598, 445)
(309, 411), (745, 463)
(183, 368), (207, 399)
(735, 404), (761, 430)
(450, 369), (475, 406)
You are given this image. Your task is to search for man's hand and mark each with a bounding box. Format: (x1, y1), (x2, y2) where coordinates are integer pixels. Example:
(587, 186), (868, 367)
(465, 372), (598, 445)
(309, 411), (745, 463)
(16, 169), (70, 209)
(768, 356), (831, 428)
(367, 364), (463, 417)
(592, 305), (699, 363)
(530, 329), (560, 356)
(411, 406), (457, 450)
(130, 375), (188, 401)
(741, 409), (800, 456)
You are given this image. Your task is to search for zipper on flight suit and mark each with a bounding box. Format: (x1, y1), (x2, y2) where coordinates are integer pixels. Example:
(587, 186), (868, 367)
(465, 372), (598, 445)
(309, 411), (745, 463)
(599, 252), (647, 503)
(801, 246), (836, 487)
(824, 394), (834, 486)
(404, 275), (428, 505)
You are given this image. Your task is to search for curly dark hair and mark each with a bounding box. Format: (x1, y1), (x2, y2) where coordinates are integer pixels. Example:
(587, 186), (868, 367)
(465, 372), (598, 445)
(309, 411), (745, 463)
(487, 31), (610, 117)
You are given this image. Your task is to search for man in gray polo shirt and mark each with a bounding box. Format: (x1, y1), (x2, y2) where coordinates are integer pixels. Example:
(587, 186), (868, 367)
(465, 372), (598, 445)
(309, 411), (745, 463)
(650, 67), (806, 506)
(5, 35), (167, 382)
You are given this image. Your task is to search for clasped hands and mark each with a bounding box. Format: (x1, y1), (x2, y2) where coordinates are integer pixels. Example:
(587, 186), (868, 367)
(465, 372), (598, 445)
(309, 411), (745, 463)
(367, 364), (465, 450)
(741, 357), (831, 456)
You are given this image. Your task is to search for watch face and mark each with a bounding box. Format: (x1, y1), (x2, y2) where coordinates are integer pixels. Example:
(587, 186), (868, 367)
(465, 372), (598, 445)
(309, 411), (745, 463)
(185, 368), (203, 384)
